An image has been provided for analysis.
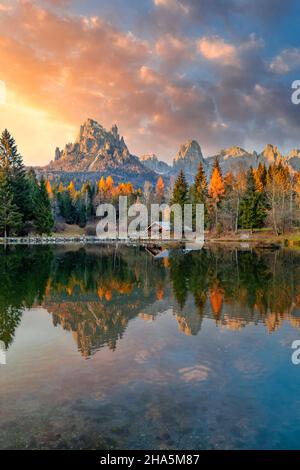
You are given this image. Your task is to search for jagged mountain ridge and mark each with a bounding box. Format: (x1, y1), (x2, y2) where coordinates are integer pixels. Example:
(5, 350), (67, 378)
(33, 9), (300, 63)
(173, 140), (206, 176)
(42, 119), (300, 186)
(140, 154), (172, 175)
(144, 143), (300, 178)
(141, 140), (206, 180)
(46, 118), (157, 186)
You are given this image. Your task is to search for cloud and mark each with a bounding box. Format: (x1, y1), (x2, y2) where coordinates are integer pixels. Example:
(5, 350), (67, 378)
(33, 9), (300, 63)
(155, 34), (194, 67)
(198, 36), (237, 65)
(0, 2), (12, 11)
(139, 66), (165, 86)
(153, 0), (190, 14)
(0, 0), (228, 160)
(153, 0), (293, 23)
(270, 48), (300, 74)
(0, 2), (152, 141)
(179, 365), (210, 382)
(0, 0), (299, 164)
(42, 0), (72, 6)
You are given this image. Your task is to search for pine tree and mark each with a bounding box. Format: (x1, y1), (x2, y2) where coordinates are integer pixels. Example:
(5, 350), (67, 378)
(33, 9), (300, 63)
(58, 190), (76, 224)
(171, 170), (189, 207)
(26, 168), (40, 222)
(0, 170), (22, 237)
(81, 182), (94, 219)
(239, 168), (267, 230)
(190, 163), (208, 204)
(190, 163), (208, 227)
(34, 177), (54, 235)
(75, 198), (87, 228)
(0, 129), (30, 224)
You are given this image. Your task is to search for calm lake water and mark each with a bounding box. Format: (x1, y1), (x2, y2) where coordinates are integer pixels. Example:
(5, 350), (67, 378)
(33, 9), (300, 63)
(1, 244), (300, 449)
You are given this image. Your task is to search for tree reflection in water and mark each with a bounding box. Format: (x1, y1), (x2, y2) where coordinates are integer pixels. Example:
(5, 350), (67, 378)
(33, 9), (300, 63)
(1, 245), (300, 356)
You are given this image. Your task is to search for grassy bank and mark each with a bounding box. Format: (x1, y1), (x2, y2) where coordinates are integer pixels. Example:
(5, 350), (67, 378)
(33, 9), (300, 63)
(205, 228), (300, 248)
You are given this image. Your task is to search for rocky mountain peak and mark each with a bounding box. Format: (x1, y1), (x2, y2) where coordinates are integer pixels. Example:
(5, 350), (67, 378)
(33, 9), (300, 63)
(259, 144), (282, 164)
(220, 146), (251, 159)
(47, 119), (157, 185)
(76, 118), (103, 140)
(286, 148), (300, 172)
(141, 153), (159, 163)
(288, 148), (300, 158)
(52, 119), (131, 170)
(110, 124), (119, 139)
(140, 154), (172, 175)
(173, 140), (204, 175)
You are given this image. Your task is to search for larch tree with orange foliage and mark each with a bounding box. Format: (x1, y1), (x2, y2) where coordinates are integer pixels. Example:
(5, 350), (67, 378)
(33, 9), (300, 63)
(106, 175), (114, 191)
(155, 176), (165, 204)
(208, 158), (225, 228)
(98, 176), (107, 194)
(253, 163), (267, 193)
(45, 180), (53, 199)
(67, 181), (76, 199)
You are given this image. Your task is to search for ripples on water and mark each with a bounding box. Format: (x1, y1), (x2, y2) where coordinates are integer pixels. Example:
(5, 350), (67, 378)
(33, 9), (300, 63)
(1, 245), (300, 449)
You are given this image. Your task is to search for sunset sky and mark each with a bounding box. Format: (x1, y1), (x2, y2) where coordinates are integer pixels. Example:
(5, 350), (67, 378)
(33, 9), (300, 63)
(0, 0), (300, 166)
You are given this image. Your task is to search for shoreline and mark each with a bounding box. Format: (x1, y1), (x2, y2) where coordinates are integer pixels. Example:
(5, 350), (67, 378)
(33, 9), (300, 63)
(0, 233), (296, 249)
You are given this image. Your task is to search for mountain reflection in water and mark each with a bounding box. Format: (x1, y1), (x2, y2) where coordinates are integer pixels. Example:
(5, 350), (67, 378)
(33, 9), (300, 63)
(1, 245), (300, 357)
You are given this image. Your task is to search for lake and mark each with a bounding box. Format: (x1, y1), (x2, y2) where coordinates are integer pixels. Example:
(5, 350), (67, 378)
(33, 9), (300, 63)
(1, 244), (300, 449)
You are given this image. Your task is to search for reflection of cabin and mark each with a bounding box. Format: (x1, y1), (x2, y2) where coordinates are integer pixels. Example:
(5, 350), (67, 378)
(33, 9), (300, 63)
(145, 245), (170, 258)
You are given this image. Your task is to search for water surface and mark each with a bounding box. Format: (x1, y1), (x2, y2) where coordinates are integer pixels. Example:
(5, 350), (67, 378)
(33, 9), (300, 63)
(1, 245), (300, 449)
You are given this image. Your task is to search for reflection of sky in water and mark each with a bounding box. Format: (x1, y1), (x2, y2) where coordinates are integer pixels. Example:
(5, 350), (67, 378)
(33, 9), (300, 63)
(1, 306), (300, 450)
(1, 246), (300, 449)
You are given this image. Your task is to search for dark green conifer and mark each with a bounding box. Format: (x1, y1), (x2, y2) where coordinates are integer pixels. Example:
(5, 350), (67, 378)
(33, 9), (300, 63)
(34, 177), (54, 235)
(239, 168), (267, 230)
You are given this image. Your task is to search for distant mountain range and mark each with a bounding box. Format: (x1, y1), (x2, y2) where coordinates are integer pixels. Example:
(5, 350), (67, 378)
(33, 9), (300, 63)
(142, 143), (300, 178)
(140, 140), (205, 179)
(37, 118), (300, 187)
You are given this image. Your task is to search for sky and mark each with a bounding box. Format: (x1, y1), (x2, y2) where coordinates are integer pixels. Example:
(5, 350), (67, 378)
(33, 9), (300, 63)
(0, 0), (300, 165)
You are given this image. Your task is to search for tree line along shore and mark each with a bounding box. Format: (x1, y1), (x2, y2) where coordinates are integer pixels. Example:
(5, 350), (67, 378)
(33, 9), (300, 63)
(1, 129), (300, 242)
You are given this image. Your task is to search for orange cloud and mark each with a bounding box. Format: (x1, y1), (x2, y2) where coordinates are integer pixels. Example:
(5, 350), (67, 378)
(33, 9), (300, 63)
(153, 0), (190, 14)
(0, 3), (12, 11)
(198, 36), (237, 65)
(0, 0), (220, 164)
(0, 1), (268, 165)
(0, 1), (159, 163)
(155, 34), (194, 65)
